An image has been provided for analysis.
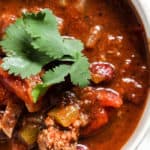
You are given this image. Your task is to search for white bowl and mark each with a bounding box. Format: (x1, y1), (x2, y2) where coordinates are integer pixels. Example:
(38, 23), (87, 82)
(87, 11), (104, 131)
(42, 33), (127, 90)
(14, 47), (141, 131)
(123, 1), (150, 150)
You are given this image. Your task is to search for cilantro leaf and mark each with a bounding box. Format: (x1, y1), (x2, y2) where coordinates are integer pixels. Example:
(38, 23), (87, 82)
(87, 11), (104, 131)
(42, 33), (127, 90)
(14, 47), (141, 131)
(2, 56), (44, 78)
(23, 9), (84, 59)
(63, 38), (84, 57)
(31, 36), (65, 59)
(32, 64), (71, 103)
(33, 57), (90, 102)
(0, 18), (51, 78)
(0, 9), (91, 102)
(70, 56), (90, 87)
(0, 19), (30, 56)
(1, 51), (50, 79)
(24, 9), (65, 59)
(0, 11), (53, 78)
(42, 55), (90, 87)
(42, 65), (70, 85)
(23, 9), (58, 38)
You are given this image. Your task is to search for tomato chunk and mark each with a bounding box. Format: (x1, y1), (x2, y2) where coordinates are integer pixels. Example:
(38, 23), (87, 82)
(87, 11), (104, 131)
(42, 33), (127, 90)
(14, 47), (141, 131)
(80, 108), (108, 137)
(75, 87), (123, 108)
(96, 88), (123, 108)
(0, 65), (42, 112)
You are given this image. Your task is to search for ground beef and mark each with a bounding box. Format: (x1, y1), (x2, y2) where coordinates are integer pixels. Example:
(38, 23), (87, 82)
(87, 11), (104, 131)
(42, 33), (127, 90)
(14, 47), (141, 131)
(38, 117), (78, 150)
(38, 112), (89, 150)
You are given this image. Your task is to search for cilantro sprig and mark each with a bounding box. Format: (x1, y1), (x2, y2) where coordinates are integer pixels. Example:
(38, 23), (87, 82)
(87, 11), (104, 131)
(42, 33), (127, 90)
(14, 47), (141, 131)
(0, 9), (90, 102)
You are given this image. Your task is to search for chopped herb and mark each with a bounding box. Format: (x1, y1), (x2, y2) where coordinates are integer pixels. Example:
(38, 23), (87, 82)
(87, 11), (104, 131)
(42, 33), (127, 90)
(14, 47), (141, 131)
(0, 9), (90, 102)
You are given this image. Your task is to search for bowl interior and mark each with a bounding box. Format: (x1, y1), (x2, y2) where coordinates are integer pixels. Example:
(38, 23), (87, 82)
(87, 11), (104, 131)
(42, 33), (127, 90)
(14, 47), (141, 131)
(123, 1), (150, 149)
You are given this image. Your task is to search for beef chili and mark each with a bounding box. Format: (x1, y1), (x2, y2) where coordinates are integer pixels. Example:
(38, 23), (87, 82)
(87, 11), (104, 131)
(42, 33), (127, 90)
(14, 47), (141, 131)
(0, 0), (149, 150)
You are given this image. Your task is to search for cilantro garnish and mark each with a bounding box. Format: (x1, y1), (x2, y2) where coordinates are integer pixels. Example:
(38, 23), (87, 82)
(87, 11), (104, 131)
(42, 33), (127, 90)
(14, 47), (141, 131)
(0, 9), (90, 102)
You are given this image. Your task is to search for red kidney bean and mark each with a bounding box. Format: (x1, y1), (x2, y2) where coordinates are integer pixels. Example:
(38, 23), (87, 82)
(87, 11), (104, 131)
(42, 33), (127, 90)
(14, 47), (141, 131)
(90, 62), (115, 84)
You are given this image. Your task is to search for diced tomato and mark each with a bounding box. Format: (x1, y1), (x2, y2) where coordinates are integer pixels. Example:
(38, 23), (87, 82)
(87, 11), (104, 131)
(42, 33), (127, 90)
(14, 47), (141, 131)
(0, 65), (42, 112)
(80, 108), (108, 137)
(96, 88), (123, 108)
(75, 87), (123, 108)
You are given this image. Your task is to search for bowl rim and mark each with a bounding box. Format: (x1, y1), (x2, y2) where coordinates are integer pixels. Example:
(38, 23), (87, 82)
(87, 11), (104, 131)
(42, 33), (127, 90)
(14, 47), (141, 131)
(123, 1), (150, 150)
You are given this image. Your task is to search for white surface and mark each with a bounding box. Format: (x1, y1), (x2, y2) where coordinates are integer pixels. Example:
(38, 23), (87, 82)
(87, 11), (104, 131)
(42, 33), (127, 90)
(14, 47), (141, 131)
(137, 126), (150, 150)
(138, 0), (150, 26)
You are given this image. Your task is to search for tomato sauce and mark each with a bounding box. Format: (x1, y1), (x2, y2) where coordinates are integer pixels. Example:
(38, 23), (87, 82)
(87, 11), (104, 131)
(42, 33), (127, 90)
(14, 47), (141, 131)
(0, 0), (149, 150)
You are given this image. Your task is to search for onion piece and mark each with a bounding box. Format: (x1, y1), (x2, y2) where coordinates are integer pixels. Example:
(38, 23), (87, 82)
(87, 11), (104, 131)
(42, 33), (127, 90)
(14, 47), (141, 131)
(86, 25), (103, 48)
(75, 0), (86, 13)
(59, 0), (68, 7)
(77, 144), (89, 150)
(0, 98), (22, 138)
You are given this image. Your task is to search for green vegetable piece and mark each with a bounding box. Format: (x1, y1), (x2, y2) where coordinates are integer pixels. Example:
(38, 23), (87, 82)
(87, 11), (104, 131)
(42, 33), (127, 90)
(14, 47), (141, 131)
(19, 124), (40, 145)
(49, 105), (79, 127)
(32, 84), (48, 103)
